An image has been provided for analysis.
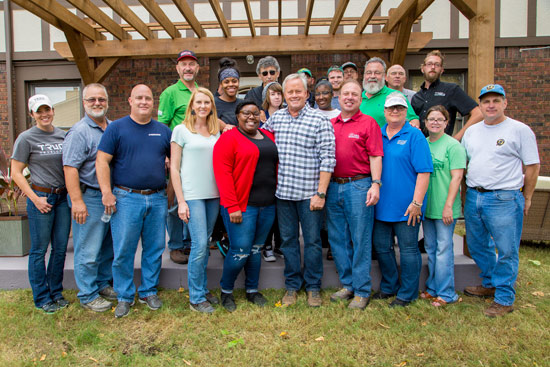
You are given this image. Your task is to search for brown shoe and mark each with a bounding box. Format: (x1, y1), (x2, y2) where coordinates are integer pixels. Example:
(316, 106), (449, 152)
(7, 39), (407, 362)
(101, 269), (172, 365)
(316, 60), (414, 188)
(170, 249), (188, 264)
(282, 290), (297, 306)
(464, 285), (495, 298)
(484, 302), (513, 317)
(330, 288), (354, 302)
(348, 296), (370, 310)
(307, 291), (322, 307)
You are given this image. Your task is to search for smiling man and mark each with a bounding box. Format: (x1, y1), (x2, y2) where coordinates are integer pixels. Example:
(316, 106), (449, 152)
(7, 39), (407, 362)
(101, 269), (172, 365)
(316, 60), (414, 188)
(327, 65), (344, 109)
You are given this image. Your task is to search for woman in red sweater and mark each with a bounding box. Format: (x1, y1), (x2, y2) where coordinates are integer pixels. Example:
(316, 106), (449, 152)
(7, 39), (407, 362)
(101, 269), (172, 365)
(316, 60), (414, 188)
(213, 100), (278, 312)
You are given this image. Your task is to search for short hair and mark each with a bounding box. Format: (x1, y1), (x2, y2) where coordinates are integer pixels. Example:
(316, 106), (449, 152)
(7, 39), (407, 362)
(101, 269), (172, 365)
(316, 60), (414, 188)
(314, 79), (333, 94)
(235, 99), (260, 116)
(262, 82), (283, 111)
(340, 79), (362, 91)
(282, 73), (307, 92)
(183, 87), (219, 136)
(423, 50), (445, 67)
(364, 57), (387, 73)
(83, 83), (108, 100)
(426, 104), (450, 122)
(256, 56), (280, 75)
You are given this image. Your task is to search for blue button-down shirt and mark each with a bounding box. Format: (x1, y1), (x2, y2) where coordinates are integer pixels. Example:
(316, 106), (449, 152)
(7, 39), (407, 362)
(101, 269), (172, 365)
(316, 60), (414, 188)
(263, 104), (336, 201)
(63, 114), (110, 189)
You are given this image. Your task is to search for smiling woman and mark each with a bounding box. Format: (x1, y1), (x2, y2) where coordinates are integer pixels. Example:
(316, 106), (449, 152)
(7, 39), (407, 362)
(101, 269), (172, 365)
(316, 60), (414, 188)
(215, 58), (241, 126)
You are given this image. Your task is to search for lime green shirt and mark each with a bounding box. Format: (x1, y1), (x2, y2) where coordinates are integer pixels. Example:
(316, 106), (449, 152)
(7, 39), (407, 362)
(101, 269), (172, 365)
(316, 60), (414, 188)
(359, 86), (418, 128)
(425, 134), (467, 219)
(158, 80), (198, 131)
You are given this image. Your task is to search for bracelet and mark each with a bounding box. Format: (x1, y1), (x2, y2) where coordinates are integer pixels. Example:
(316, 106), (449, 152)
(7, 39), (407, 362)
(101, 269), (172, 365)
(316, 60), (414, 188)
(412, 200), (422, 208)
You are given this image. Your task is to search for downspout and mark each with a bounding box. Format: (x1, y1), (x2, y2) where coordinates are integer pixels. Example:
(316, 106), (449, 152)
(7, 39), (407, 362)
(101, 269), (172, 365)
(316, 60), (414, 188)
(4, 0), (15, 148)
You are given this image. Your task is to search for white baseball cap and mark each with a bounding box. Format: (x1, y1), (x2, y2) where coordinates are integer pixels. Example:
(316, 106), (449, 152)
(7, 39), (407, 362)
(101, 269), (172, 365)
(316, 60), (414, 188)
(28, 94), (53, 113)
(384, 92), (408, 108)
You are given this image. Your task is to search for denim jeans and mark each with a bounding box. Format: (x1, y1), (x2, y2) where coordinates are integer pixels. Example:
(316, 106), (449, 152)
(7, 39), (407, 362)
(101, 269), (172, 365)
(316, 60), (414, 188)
(464, 188), (524, 306)
(373, 220), (421, 302)
(167, 203), (191, 251)
(186, 198), (219, 304)
(277, 198), (323, 291)
(110, 187), (167, 303)
(26, 190), (71, 307)
(326, 177), (374, 297)
(69, 188), (114, 304)
(423, 218), (458, 303)
(220, 205), (276, 292)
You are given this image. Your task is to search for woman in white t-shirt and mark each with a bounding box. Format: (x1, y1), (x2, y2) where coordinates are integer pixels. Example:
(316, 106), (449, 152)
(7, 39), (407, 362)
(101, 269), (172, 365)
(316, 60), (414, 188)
(170, 87), (221, 314)
(315, 80), (341, 120)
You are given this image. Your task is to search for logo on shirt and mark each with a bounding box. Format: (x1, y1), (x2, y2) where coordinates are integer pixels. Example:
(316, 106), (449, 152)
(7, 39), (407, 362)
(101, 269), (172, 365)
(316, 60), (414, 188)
(158, 110), (163, 116)
(149, 133), (162, 137)
(397, 140), (407, 145)
(37, 143), (63, 154)
(348, 133), (360, 139)
(496, 138), (505, 147)
(434, 92), (446, 97)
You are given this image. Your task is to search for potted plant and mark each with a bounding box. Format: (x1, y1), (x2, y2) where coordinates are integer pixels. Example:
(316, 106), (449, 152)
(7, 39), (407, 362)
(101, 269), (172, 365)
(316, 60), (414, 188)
(0, 147), (31, 256)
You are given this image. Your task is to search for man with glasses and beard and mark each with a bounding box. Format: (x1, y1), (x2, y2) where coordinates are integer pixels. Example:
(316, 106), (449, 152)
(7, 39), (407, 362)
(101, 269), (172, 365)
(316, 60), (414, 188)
(359, 57), (419, 128)
(246, 56), (281, 107)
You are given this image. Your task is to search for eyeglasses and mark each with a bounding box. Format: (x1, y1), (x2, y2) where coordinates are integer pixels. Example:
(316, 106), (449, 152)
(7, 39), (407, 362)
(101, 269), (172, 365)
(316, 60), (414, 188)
(314, 91), (331, 97)
(84, 97), (107, 103)
(240, 111), (261, 117)
(364, 71), (383, 77)
(261, 70), (277, 77)
(424, 62), (442, 68)
(426, 117), (447, 123)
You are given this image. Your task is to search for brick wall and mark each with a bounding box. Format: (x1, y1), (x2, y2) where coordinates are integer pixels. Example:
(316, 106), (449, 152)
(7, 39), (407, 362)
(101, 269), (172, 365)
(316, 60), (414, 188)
(0, 63), (9, 154)
(291, 53), (369, 82)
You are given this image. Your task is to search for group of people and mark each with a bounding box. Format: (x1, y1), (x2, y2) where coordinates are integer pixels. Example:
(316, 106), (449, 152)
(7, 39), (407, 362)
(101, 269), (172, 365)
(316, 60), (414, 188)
(11, 50), (539, 319)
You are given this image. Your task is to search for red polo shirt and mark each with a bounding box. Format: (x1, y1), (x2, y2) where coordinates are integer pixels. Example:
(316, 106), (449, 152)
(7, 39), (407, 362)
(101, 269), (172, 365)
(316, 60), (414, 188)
(331, 110), (384, 178)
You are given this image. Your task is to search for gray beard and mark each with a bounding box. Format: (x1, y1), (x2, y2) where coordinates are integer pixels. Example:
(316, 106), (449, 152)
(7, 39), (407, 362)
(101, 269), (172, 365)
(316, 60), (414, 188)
(86, 108), (107, 119)
(364, 80), (384, 95)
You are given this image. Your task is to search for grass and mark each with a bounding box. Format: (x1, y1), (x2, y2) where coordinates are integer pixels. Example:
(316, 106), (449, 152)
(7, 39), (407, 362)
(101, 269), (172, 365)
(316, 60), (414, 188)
(1, 245), (549, 367)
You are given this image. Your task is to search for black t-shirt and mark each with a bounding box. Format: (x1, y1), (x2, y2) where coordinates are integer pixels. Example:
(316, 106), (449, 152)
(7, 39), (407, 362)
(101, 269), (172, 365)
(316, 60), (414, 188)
(240, 130), (278, 207)
(214, 96), (239, 126)
(244, 85), (264, 107)
(411, 79), (478, 135)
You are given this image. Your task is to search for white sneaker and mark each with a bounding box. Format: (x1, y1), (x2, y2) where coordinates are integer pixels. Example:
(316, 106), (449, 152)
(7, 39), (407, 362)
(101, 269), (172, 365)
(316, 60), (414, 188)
(82, 297), (113, 312)
(262, 249), (276, 262)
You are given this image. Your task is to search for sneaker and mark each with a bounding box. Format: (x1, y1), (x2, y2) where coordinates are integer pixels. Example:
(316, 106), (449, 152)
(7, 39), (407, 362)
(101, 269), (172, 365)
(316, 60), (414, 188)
(99, 286), (117, 301)
(55, 297), (70, 309)
(190, 301), (215, 314)
(139, 295), (162, 310)
(484, 302), (514, 317)
(348, 296), (370, 310)
(246, 292), (267, 307)
(282, 290), (297, 306)
(216, 239), (230, 258)
(221, 293), (236, 312)
(464, 285), (496, 298)
(82, 297), (113, 312)
(114, 301), (134, 318)
(389, 298), (411, 308)
(205, 291), (220, 305)
(330, 288), (354, 302)
(170, 249), (189, 264)
(37, 301), (60, 314)
(262, 249), (276, 262)
(274, 248), (284, 258)
(307, 290), (322, 307)
(372, 291), (396, 300)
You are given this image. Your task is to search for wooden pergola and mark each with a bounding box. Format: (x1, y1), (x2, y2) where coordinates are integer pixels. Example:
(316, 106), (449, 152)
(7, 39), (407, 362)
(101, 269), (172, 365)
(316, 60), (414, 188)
(12, 0), (495, 98)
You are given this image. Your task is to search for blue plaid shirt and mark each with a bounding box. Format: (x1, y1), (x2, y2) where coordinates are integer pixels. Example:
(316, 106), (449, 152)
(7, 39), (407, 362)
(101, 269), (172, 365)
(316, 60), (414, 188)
(263, 104), (336, 201)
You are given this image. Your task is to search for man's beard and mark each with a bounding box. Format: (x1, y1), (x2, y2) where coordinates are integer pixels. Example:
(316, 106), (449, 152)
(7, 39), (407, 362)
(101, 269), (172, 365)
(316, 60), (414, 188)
(363, 78), (384, 95)
(423, 70), (440, 83)
(85, 107), (107, 119)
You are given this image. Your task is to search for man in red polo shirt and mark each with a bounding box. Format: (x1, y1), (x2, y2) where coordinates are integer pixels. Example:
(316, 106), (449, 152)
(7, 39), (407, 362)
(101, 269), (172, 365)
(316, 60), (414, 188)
(326, 79), (384, 310)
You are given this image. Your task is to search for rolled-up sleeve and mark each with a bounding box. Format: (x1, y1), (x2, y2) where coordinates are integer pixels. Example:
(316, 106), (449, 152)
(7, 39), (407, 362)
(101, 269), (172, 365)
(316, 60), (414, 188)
(316, 117), (336, 173)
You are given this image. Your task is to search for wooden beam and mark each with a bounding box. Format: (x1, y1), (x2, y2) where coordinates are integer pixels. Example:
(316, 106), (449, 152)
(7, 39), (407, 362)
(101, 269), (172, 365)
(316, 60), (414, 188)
(243, 0), (256, 37)
(278, 0), (282, 36)
(208, 0), (231, 37)
(390, 6), (417, 66)
(383, 0), (418, 33)
(60, 23), (94, 84)
(329, 0), (350, 35)
(65, 0), (129, 40)
(138, 0), (180, 39)
(102, 0), (155, 40)
(94, 58), (122, 83)
(54, 32), (433, 58)
(28, 0), (104, 41)
(414, 0), (435, 19)
(11, 0), (63, 30)
(172, 0), (206, 38)
(304, 0), (315, 35)
(450, 0), (477, 20)
(468, 0), (494, 98)
(355, 0), (383, 34)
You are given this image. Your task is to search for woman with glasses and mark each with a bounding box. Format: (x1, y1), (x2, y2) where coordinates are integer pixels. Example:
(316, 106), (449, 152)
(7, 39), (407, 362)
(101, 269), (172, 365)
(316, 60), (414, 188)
(314, 80), (340, 120)
(11, 94), (71, 313)
(214, 58), (241, 126)
(421, 105), (466, 307)
(213, 100), (278, 312)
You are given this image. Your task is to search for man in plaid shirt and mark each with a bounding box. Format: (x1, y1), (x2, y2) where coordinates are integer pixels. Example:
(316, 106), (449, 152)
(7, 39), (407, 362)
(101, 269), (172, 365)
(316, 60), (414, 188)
(263, 73), (336, 307)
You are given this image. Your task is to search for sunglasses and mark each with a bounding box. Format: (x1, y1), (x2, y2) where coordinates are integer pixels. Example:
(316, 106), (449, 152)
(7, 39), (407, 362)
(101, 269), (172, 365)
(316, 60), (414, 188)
(261, 70), (277, 77)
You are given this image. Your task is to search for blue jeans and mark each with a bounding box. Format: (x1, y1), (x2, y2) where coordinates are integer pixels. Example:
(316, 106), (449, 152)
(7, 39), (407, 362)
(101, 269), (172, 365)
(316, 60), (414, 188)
(26, 190), (71, 307)
(277, 198), (323, 291)
(326, 177), (374, 297)
(110, 187), (167, 303)
(373, 220), (421, 302)
(167, 203), (191, 251)
(220, 205), (276, 292)
(464, 188), (524, 306)
(69, 188), (114, 304)
(186, 198), (219, 304)
(423, 218), (458, 303)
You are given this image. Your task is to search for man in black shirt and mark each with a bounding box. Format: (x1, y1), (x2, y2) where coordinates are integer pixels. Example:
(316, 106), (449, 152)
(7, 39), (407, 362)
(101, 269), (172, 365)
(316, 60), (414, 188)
(245, 56), (280, 106)
(411, 50), (483, 140)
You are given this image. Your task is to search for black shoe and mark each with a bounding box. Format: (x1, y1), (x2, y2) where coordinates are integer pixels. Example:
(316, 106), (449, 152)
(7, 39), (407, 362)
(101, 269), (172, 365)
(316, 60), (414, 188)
(55, 297), (70, 309)
(246, 292), (267, 307)
(221, 293), (236, 312)
(216, 239), (230, 258)
(326, 248), (333, 261)
(389, 298), (411, 308)
(205, 291), (220, 305)
(273, 248), (284, 258)
(372, 292), (396, 300)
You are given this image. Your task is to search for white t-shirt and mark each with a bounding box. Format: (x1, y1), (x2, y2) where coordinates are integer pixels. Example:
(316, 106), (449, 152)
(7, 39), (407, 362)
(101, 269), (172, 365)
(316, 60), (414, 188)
(462, 117), (539, 190)
(317, 108), (341, 120)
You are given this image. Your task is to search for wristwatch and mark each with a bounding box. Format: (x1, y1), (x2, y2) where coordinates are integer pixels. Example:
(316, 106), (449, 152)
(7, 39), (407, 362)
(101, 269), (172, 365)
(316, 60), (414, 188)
(372, 179), (382, 187)
(316, 192), (326, 199)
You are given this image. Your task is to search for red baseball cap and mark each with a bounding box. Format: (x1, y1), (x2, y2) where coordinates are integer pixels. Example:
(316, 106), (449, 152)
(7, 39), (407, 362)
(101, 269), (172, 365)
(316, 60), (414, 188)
(177, 50), (198, 62)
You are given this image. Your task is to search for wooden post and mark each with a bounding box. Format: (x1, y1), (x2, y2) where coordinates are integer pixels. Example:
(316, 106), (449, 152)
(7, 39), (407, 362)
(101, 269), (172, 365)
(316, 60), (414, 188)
(467, 0), (495, 99)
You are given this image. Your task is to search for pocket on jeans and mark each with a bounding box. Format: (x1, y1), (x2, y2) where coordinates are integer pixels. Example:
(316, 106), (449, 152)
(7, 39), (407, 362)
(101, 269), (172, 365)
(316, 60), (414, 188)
(494, 190), (516, 201)
(351, 179), (371, 191)
(113, 187), (129, 198)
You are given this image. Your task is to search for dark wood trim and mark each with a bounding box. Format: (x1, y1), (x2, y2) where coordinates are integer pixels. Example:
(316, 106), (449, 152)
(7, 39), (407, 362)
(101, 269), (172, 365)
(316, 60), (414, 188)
(450, 4), (459, 40)
(40, 20), (50, 52)
(260, 0), (269, 36)
(426, 36), (550, 49)
(527, 0), (537, 37)
(495, 0), (500, 38)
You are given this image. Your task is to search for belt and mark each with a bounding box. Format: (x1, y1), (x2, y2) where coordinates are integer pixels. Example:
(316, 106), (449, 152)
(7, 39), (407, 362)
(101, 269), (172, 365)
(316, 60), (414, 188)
(115, 185), (162, 195)
(31, 183), (66, 194)
(468, 186), (494, 193)
(331, 174), (371, 184)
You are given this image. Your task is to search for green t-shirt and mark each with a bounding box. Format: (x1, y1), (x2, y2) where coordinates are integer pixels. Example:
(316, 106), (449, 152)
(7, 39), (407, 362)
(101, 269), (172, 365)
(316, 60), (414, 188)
(425, 134), (467, 219)
(359, 85), (418, 128)
(158, 80), (197, 131)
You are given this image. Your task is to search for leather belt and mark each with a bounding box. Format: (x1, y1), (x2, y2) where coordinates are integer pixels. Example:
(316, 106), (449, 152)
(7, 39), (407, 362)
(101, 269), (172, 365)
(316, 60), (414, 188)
(331, 174), (371, 184)
(31, 183), (66, 194)
(468, 186), (494, 193)
(115, 185), (162, 195)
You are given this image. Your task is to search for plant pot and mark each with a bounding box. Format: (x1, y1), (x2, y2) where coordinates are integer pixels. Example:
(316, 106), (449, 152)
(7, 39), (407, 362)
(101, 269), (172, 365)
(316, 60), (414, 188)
(0, 214), (31, 256)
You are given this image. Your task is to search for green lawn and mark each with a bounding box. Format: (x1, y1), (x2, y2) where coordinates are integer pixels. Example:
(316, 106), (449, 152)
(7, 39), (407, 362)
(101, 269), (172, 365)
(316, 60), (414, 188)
(1, 244), (549, 367)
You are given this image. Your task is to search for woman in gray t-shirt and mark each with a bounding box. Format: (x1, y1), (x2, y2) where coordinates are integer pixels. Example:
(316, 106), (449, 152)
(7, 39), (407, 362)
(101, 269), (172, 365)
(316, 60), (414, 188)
(11, 94), (71, 314)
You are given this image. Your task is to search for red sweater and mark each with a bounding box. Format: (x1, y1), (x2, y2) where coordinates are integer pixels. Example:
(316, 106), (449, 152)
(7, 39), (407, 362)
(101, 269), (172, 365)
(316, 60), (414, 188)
(213, 128), (276, 214)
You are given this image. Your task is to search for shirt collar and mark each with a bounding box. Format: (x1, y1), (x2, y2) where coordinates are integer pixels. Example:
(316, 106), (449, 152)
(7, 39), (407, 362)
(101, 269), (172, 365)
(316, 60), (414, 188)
(382, 121), (412, 139)
(363, 85), (389, 99)
(334, 109), (362, 124)
(420, 78), (441, 90)
(285, 103), (311, 119)
(83, 113), (110, 129)
(177, 79), (198, 91)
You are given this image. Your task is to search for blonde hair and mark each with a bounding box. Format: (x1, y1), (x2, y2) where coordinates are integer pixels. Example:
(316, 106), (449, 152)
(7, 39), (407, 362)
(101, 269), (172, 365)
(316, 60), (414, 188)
(423, 50), (445, 68)
(183, 87), (220, 135)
